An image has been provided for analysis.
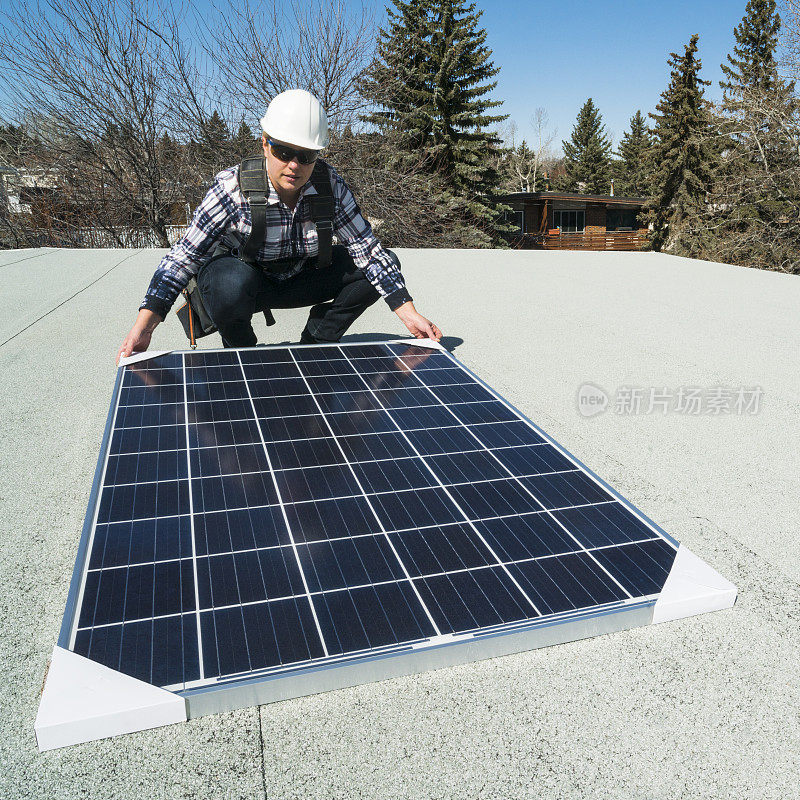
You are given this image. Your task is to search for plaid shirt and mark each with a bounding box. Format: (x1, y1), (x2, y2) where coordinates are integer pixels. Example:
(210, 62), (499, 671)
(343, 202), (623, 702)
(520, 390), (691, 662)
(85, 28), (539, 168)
(140, 159), (412, 319)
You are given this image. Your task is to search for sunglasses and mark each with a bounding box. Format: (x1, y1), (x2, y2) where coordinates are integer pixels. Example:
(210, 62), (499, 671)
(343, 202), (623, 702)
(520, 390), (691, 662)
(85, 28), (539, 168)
(266, 139), (319, 165)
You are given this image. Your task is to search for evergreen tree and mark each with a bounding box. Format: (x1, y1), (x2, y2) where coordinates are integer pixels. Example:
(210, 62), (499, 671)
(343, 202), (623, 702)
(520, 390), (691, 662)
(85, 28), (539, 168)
(363, 0), (511, 246)
(613, 110), (653, 197)
(361, 0), (434, 167)
(198, 110), (232, 171)
(157, 132), (179, 165)
(718, 0), (794, 159)
(720, 0), (783, 97)
(559, 98), (612, 194)
(645, 35), (716, 253)
(232, 119), (259, 161)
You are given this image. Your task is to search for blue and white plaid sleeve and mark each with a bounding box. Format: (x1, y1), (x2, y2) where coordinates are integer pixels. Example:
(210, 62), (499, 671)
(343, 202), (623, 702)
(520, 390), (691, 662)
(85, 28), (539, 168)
(329, 166), (413, 311)
(140, 169), (239, 319)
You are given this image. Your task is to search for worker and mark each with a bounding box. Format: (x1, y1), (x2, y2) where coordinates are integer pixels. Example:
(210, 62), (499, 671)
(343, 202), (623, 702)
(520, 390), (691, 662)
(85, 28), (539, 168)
(117, 89), (442, 363)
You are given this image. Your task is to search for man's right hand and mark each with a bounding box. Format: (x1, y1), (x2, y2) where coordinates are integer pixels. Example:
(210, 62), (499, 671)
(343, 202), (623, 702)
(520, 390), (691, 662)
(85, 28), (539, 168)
(117, 309), (163, 365)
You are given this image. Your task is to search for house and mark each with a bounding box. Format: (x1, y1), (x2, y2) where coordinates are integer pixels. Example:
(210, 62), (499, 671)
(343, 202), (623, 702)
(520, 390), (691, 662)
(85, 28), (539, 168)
(501, 190), (649, 251)
(0, 165), (62, 215)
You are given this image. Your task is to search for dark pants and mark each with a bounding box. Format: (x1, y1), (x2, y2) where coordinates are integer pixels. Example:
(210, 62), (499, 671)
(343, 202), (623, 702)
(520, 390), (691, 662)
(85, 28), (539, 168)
(198, 245), (389, 348)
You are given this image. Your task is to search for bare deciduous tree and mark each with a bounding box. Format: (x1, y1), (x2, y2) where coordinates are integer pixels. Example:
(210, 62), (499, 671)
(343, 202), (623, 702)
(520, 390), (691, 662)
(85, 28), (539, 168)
(780, 0), (800, 80)
(498, 121), (534, 193)
(498, 111), (556, 194)
(530, 108), (557, 191)
(0, 0), (212, 246)
(199, 0), (376, 132)
(326, 128), (457, 248)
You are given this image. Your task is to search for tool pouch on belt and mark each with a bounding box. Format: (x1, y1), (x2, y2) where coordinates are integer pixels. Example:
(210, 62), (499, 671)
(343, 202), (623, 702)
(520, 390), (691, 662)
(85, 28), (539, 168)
(175, 277), (217, 348)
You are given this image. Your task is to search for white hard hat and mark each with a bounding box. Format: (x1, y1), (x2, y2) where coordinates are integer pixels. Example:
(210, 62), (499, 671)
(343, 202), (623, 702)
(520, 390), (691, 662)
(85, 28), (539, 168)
(260, 89), (329, 151)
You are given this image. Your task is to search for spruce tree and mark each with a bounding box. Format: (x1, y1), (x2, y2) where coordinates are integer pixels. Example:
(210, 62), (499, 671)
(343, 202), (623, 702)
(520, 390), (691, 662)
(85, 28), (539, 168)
(361, 0), (434, 167)
(232, 119), (259, 161)
(198, 110), (232, 171)
(613, 110), (653, 197)
(560, 98), (612, 194)
(157, 132), (179, 165)
(645, 35), (716, 253)
(363, 0), (511, 246)
(720, 0), (783, 97)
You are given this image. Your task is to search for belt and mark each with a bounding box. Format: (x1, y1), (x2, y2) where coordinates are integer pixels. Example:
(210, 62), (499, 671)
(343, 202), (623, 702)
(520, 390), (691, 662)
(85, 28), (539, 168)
(211, 243), (306, 273)
(261, 256), (304, 276)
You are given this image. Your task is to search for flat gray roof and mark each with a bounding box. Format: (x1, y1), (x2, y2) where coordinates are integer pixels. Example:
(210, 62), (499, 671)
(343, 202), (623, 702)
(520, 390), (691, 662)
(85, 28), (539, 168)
(1, 247), (798, 798)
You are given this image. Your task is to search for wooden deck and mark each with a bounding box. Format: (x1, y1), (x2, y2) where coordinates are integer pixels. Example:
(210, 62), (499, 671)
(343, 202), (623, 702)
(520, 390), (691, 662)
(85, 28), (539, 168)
(512, 231), (650, 251)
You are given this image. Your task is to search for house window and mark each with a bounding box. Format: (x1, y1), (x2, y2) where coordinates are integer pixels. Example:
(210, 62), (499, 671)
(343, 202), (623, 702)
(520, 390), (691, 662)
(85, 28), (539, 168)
(606, 209), (638, 231)
(514, 210), (524, 232)
(553, 209), (585, 232)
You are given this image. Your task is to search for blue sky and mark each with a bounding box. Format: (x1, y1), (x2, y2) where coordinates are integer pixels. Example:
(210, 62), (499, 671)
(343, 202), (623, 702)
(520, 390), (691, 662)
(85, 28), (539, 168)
(0, 0), (758, 156)
(458, 0), (751, 153)
(201, 0), (754, 153)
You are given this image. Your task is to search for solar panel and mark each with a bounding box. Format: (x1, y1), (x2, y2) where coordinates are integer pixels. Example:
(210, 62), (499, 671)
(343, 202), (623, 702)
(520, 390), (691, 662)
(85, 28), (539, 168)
(36, 340), (736, 750)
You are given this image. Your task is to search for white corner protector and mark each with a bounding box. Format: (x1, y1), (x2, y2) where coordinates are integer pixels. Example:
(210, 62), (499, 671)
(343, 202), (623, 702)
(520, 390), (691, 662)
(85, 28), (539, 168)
(35, 646), (187, 751)
(118, 350), (173, 367)
(652, 545), (737, 625)
(390, 337), (446, 351)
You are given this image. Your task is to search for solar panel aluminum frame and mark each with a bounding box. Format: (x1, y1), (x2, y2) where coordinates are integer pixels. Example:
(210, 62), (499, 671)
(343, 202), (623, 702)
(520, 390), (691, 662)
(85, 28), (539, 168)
(46, 338), (735, 745)
(181, 601), (654, 718)
(58, 366), (125, 651)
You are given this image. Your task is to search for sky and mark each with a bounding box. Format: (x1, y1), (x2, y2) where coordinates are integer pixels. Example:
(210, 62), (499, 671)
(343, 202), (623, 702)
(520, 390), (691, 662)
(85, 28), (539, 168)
(453, 0), (752, 153)
(193, 0), (755, 154)
(0, 0), (765, 157)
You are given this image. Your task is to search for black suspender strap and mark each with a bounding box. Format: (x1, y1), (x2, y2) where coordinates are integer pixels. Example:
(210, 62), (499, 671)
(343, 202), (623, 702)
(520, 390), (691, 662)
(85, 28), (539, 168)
(307, 160), (334, 270)
(238, 156), (268, 264)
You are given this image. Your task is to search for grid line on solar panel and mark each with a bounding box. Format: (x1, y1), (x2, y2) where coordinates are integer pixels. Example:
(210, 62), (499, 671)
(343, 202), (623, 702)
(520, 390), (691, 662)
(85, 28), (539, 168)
(83, 500), (632, 572)
(99, 465), (580, 494)
(85, 501), (639, 578)
(182, 351), (207, 682)
(76, 490), (625, 531)
(111, 396), (503, 420)
(115, 388), (504, 418)
(194, 373), (494, 400)
(381, 353), (638, 602)
(95, 445), (561, 487)
(82, 530), (661, 589)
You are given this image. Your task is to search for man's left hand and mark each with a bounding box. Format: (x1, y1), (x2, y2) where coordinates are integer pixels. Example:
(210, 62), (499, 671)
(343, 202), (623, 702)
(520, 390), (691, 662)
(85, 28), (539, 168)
(394, 301), (442, 342)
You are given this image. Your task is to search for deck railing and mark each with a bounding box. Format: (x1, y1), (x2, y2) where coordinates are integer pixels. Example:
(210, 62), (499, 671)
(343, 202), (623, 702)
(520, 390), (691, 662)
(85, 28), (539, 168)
(512, 230), (650, 251)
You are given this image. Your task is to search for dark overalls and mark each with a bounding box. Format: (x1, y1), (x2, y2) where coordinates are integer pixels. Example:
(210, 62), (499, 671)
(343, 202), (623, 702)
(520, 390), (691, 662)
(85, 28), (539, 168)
(196, 246), (397, 348)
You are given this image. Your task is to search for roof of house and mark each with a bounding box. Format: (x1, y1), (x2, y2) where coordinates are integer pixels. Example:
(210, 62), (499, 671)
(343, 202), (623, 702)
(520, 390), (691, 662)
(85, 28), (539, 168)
(2, 247), (798, 798)
(501, 190), (648, 205)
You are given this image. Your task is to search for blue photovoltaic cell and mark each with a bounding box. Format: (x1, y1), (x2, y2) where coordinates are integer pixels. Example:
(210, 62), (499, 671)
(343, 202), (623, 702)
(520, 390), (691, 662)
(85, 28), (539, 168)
(68, 342), (678, 692)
